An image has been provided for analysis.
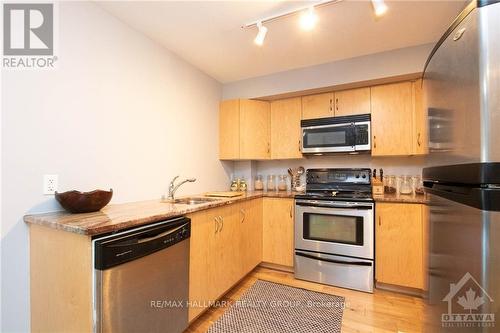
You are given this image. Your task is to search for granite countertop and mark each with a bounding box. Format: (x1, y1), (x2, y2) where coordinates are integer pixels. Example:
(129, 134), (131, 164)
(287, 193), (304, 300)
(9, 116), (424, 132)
(373, 192), (429, 204)
(24, 191), (299, 236)
(24, 189), (428, 236)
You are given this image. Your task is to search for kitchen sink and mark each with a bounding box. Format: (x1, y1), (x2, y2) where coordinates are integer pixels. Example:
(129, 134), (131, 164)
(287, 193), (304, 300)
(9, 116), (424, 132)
(169, 197), (221, 205)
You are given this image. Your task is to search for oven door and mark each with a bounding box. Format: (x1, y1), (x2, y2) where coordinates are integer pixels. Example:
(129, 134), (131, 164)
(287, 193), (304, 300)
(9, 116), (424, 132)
(301, 123), (356, 153)
(295, 200), (374, 259)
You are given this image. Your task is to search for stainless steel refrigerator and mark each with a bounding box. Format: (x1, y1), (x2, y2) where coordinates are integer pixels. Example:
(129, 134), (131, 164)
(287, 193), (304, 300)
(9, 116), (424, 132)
(423, 0), (500, 332)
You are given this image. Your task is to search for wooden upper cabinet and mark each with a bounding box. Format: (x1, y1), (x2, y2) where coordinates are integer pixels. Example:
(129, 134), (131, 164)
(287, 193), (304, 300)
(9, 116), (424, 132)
(220, 79), (428, 160)
(239, 100), (270, 159)
(371, 82), (414, 156)
(270, 97), (303, 159)
(301, 93), (333, 120)
(219, 99), (240, 160)
(219, 99), (270, 160)
(334, 87), (371, 116)
(412, 79), (428, 155)
(375, 203), (424, 290)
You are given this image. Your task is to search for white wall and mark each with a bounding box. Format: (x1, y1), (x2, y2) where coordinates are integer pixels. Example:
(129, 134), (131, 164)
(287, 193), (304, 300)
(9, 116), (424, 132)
(1, 2), (231, 331)
(222, 43), (433, 99)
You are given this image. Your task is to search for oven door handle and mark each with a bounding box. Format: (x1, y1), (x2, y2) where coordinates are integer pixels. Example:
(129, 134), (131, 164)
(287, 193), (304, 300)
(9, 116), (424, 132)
(295, 200), (373, 209)
(295, 251), (372, 266)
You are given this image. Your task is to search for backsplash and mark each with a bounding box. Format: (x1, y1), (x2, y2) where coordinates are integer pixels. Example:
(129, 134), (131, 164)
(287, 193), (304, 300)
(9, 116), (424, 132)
(239, 155), (427, 191)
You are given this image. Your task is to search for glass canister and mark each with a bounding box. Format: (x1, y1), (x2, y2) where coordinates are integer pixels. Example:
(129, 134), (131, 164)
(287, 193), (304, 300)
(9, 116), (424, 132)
(254, 175), (264, 191)
(239, 178), (247, 191)
(278, 175), (288, 191)
(267, 175), (276, 191)
(230, 178), (239, 191)
(413, 175), (424, 195)
(384, 175), (397, 194)
(400, 175), (413, 195)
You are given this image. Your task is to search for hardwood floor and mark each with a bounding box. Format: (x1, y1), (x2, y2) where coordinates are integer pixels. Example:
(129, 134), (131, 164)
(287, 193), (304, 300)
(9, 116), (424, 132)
(185, 266), (426, 333)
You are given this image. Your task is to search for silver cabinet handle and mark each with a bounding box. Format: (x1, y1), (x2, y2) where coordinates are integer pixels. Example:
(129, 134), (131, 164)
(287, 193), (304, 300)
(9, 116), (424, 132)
(240, 209), (246, 223)
(417, 133), (421, 147)
(290, 205), (293, 218)
(220, 216), (224, 232)
(214, 216), (220, 233)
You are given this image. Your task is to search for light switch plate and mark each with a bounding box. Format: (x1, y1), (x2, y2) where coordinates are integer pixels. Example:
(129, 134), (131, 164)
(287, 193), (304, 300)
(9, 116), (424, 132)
(43, 174), (59, 195)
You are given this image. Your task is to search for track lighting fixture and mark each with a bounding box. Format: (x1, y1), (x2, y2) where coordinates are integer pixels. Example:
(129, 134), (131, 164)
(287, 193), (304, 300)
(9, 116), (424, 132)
(254, 21), (268, 46)
(371, 0), (388, 17)
(245, 0), (389, 46)
(299, 6), (318, 31)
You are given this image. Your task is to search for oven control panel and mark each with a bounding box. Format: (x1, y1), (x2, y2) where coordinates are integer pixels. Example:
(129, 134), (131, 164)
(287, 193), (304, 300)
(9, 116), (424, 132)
(306, 168), (371, 185)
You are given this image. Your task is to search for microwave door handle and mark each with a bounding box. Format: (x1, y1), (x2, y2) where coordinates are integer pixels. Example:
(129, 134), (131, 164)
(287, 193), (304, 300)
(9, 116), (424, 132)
(350, 123), (357, 147)
(295, 251), (372, 266)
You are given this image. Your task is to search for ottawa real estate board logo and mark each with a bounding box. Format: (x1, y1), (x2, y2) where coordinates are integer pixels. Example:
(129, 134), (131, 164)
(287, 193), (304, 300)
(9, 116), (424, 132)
(2, 3), (57, 69)
(442, 272), (495, 329)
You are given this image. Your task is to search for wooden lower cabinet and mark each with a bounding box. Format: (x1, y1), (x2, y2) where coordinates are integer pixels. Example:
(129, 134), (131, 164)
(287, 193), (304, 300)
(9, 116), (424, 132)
(239, 198), (263, 276)
(187, 209), (219, 321)
(188, 200), (263, 321)
(375, 202), (425, 290)
(262, 198), (294, 267)
(30, 225), (93, 332)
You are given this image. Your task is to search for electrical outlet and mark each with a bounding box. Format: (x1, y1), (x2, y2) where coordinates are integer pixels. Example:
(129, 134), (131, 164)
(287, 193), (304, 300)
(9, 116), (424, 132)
(43, 174), (59, 195)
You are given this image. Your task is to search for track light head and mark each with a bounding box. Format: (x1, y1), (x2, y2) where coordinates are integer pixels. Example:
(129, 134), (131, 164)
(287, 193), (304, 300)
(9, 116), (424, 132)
(254, 21), (268, 46)
(299, 6), (318, 31)
(372, 0), (388, 17)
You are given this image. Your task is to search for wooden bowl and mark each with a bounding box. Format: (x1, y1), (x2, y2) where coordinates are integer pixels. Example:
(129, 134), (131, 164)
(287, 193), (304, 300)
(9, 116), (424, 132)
(55, 189), (113, 213)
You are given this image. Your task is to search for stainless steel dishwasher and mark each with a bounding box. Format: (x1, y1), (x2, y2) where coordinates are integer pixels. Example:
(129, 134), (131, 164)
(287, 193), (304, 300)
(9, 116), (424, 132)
(92, 216), (190, 333)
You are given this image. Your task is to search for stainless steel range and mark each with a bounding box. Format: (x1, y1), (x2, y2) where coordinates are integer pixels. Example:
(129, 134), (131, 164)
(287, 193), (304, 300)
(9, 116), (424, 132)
(294, 168), (374, 293)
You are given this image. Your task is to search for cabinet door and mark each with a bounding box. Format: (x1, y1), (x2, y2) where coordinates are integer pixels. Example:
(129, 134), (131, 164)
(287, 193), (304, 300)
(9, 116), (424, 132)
(219, 100), (240, 159)
(302, 93), (333, 119)
(270, 97), (303, 159)
(240, 100), (270, 159)
(215, 204), (241, 293)
(375, 203), (424, 289)
(188, 210), (215, 321)
(239, 198), (263, 276)
(262, 198), (294, 267)
(371, 82), (413, 156)
(334, 87), (371, 116)
(412, 79), (428, 155)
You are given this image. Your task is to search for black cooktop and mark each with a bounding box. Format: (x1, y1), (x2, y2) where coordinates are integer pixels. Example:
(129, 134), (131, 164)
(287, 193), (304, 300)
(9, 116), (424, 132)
(297, 168), (373, 202)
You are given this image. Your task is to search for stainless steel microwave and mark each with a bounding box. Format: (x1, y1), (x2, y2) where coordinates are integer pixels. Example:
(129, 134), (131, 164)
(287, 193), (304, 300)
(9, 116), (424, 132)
(301, 114), (371, 154)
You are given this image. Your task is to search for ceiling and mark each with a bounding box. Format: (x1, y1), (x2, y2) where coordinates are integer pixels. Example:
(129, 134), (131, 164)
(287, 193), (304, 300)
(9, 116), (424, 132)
(98, 0), (466, 83)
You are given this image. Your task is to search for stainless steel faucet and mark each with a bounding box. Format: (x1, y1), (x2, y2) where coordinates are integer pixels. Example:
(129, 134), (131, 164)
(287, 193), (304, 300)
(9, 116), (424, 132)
(167, 175), (197, 200)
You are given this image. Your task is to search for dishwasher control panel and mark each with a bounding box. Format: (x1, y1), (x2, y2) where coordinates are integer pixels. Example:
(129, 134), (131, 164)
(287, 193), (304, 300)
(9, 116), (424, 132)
(94, 217), (191, 270)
